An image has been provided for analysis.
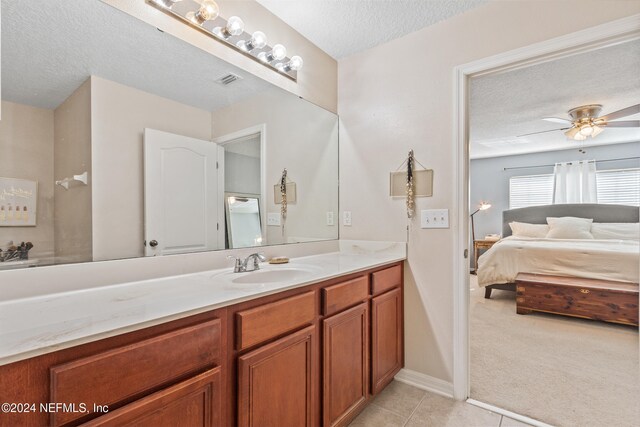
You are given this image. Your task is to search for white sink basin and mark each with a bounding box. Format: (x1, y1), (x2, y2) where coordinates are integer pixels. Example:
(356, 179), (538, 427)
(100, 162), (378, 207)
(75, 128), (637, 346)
(213, 265), (322, 292)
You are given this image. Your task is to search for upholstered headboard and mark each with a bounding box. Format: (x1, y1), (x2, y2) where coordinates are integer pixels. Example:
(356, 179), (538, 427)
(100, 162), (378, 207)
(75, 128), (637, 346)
(502, 204), (640, 237)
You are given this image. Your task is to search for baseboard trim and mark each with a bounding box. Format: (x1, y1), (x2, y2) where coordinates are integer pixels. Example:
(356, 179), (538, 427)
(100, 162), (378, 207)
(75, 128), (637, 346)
(466, 399), (555, 427)
(394, 368), (454, 398)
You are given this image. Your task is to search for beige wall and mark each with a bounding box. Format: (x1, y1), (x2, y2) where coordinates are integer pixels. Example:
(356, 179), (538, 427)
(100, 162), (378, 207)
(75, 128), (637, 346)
(101, 0), (338, 113)
(0, 101), (54, 261)
(338, 0), (640, 382)
(54, 80), (93, 264)
(212, 88), (339, 245)
(90, 76), (213, 261)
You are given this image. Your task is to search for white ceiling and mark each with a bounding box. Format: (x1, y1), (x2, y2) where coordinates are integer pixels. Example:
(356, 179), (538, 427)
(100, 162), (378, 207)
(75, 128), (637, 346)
(1, 0), (272, 111)
(256, 0), (487, 59)
(470, 39), (640, 159)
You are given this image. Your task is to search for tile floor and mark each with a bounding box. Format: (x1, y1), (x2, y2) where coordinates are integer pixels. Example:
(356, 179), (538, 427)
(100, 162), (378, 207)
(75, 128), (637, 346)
(349, 381), (532, 427)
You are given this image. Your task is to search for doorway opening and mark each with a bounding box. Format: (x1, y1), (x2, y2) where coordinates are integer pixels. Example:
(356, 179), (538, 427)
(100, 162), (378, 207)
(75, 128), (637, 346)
(453, 14), (640, 426)
(213, 125), (267, 249)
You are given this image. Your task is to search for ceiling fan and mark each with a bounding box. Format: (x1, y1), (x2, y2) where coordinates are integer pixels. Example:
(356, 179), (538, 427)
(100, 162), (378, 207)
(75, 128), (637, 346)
(518, 103), (640, 140)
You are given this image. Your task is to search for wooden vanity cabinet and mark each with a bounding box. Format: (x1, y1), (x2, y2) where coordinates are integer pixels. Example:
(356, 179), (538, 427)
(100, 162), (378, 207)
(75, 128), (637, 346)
(0, 261), (404, 427)
(238, 326), (316, 427)
(80, 367), (222, 427)
(234, 291), (319, 427)
(322, 303), (369, 427)
(370, 265), (403, 395)
(0, 309), (227, 427)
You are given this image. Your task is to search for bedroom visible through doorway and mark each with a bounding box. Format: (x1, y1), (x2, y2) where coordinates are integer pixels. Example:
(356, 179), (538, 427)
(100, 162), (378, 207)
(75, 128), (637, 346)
(466, 37), (640, 426)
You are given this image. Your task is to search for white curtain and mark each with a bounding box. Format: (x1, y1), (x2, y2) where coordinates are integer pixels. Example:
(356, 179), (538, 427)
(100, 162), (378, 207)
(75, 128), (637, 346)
(553, 160), (597, 204)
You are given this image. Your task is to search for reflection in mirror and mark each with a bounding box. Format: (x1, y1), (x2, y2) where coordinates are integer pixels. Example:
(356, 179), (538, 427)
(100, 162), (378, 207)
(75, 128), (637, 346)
(226, 195), (263, 249)
(0, 0), (339, 270)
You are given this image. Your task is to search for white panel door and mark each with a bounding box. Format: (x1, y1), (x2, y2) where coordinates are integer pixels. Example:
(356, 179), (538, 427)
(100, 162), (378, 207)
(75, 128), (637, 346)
(144, 128), (222, 256)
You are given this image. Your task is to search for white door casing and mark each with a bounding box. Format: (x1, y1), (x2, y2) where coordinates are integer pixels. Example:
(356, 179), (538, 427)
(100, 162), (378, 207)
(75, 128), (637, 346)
(144, 128), (224, 256)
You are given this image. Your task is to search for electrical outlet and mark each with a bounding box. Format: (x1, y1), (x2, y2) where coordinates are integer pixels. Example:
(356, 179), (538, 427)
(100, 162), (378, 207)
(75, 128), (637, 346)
(343, 211), (352, 226)
(267, 213), (281, 226)
(421, 209), (449, 229)
(326, 211), (334, 226)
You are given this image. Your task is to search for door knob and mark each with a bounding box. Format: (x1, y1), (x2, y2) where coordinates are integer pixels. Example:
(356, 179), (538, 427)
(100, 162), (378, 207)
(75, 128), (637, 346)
(149, 240), (158, 248)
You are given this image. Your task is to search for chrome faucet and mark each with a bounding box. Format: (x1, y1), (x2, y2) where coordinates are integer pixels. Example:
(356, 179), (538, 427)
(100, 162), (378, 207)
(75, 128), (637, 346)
(228, 253), (267, 273)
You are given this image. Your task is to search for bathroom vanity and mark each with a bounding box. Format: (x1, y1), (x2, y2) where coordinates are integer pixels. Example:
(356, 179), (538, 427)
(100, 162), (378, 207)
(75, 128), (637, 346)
(0, 251), (404, 427)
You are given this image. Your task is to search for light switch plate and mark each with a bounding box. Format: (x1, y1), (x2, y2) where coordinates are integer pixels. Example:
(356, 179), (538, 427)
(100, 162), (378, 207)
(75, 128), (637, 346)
(326, 211), (334, 226)
(421, 209), (449, 229)
(267, 213), (281, 226)
(343, 211), (352, 226)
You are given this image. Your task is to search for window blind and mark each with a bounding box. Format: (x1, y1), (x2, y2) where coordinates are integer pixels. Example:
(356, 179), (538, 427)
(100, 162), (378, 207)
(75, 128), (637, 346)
(508, 168), (640, 209)
(596, 168), (640, 206)
(509, 174), (554, 209)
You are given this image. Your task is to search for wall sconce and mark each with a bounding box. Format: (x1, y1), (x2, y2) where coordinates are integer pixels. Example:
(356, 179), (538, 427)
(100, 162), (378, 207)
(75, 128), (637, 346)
(148, 0), (304, 81)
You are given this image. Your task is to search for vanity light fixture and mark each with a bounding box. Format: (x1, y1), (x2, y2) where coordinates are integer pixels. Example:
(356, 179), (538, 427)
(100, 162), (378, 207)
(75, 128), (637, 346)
(238, 31), (268, 52)
(213, 16), (244, 39)
(186, 0), (219, 25)
(148, 0), (303, 81)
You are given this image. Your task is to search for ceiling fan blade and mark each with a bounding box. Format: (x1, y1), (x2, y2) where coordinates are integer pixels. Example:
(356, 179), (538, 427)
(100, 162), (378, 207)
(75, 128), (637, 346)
(542, 117), (572, 124)
(517, 127), (571, 138)
(604, 120), (640, 128)
(599, 104), (640, 121)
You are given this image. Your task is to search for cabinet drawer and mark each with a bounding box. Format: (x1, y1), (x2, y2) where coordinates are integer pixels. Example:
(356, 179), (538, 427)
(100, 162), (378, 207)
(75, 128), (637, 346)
(236, 291), (316, 351)
(81, 367), (221, 427)
(371, 265), (402, 295)
(50, 319), (221, 426)
(322, 276), (369, 316)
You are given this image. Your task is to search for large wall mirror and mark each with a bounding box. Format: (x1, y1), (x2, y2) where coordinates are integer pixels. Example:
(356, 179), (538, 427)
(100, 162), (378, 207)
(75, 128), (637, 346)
(0, 0), (339, 270)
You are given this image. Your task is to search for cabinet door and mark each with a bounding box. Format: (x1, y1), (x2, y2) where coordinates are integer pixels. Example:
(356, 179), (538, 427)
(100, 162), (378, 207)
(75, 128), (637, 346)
(323, 303), (369, 427)
(81, 368), (221, 427)
(238, 326), (316, 427)
(371, 288), (403, 395)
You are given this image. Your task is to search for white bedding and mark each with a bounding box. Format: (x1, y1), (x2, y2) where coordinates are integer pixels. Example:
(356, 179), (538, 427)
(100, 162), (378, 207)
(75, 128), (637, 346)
(477, 236), (640, 287)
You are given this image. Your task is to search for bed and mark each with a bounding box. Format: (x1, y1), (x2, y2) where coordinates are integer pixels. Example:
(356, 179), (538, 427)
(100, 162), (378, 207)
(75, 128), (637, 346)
(478, 204), (640, 299)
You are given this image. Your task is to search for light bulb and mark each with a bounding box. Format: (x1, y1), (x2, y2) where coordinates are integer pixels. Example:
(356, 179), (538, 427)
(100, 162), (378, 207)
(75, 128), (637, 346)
(591, 125), (604, 138)
(573, 132), (587, 141)
(225, 16), (244, 36)
(257, 52), (268, 62)
(271, 44), (287, 61)
(275, 63), (285, 71)
(250, 31), (267, 49)
(288, 56), (303, 71)
(193, 0), (219, 25)
(579, 124), (594, 136)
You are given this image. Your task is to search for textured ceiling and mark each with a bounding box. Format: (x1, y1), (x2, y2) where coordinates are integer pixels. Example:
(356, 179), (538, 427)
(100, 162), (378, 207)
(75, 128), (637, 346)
(470, 39), (640, 159)
(256, 0), (487, 58)
(1, 0), (271, 111)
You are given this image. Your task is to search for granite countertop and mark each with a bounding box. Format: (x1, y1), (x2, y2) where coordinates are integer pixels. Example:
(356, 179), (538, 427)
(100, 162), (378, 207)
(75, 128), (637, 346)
(0, 242), (405, 366)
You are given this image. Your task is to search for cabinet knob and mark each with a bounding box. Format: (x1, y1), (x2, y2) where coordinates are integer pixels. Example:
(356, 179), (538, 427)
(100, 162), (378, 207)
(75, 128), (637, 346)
(149, 240), (158, 248)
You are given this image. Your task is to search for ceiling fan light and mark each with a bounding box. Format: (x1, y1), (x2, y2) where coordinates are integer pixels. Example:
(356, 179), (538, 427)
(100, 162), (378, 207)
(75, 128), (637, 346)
(573, 133), (587, 141)
(564, 127), (580, 139)
(591, 125), (604, 138)
(579, 124), (594, 136)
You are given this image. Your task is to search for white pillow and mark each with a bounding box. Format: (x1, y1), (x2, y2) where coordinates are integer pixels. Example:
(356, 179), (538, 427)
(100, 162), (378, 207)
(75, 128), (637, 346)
(546, 217), (594, 239)
(509, 222), (549, 238)
(591, 223), (640, 240)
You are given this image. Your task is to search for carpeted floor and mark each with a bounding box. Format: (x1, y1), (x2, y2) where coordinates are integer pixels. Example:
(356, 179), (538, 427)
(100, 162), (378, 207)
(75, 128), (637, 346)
(470, 275), (639, 427)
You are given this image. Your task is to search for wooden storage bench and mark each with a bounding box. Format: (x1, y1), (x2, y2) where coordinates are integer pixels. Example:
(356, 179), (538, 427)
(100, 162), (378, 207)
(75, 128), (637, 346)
(515, 273), (639, 326)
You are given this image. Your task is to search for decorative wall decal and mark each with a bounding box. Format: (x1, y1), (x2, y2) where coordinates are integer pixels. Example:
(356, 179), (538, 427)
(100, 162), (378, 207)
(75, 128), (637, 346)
(406, 150), (415, 218)
(0, 177), (38, 227)
(390, 151), (433, 218)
